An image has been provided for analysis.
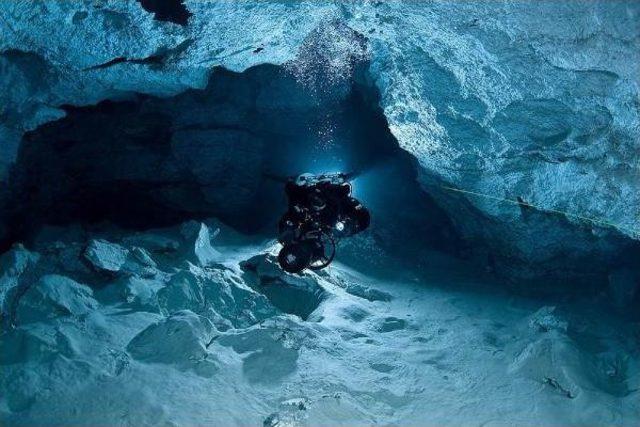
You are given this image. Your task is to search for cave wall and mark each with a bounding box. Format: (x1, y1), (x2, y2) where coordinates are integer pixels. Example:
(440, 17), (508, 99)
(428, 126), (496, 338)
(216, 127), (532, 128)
(1, 1), (638, 287)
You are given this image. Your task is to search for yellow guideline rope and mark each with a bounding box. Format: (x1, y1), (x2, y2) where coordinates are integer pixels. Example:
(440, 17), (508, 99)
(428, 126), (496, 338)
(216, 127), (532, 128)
(440, 185), (640, 238)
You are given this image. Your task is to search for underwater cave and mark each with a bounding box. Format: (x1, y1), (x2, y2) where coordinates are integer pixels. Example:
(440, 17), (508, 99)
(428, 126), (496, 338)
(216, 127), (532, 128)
(0, 1), (639, 426)
(0, 62), (461, 266)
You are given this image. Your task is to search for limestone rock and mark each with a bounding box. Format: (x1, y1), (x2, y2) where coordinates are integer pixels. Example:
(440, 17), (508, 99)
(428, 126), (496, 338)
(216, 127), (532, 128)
(179, 222), (220, 267)
(126, 310), (218, 377)
(16, 275), (97, 324)
(83, 239), (129, 274)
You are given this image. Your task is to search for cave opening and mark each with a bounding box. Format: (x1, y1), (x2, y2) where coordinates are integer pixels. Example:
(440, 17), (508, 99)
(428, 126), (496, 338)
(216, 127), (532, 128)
(0, 63), (462, 266)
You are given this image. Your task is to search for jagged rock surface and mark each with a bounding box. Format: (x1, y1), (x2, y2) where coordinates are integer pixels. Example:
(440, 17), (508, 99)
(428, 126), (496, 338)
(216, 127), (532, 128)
(0, 221), (637, 425)
(0, 1), (638, 282)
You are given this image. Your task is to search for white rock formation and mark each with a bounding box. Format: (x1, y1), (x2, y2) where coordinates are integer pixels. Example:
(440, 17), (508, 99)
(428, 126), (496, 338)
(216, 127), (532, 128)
(0, 221), (636, 425)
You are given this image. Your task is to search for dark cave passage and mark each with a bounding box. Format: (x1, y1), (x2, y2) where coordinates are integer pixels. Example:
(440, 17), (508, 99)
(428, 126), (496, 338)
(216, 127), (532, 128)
(136, 0), (192, 26)
(0, 63), (462, 262)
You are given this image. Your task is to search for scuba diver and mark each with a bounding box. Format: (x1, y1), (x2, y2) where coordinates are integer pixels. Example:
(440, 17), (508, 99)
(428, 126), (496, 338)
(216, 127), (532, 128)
(274, 172), (370, 273)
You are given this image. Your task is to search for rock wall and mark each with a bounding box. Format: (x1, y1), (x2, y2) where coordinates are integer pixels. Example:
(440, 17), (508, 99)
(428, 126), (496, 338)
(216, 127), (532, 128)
(1, 0), (638, 284)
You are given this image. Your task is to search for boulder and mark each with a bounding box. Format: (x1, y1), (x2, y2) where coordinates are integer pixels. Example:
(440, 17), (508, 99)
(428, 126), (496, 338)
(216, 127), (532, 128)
(126, 310), (218, 377)
(83, 239), (129, 274)
(102, 276), (163, 311)
(179, 222), (220, 267)
(157, 269), (205, 315)
(0, 244), (40, 316)
(16, 275), (97, 324)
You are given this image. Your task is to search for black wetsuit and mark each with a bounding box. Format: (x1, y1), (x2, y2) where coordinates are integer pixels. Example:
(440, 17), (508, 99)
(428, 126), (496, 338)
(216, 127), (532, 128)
(280, 177), (369, 242)
(276, 173), (370, 272)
